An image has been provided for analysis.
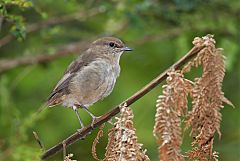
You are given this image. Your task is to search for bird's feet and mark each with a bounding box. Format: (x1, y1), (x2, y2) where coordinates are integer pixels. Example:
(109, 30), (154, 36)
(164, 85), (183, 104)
(90, 116), (101, 128)
(77, 127), (85, 133)
(90, 117), (114, 128)
(81, 106), (100, 128)
(76, 116), (99, 134)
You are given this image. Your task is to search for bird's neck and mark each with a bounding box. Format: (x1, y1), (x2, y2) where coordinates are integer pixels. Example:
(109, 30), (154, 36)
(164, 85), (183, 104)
(86, 48), (122, 66)
(99, 54), (122, 67)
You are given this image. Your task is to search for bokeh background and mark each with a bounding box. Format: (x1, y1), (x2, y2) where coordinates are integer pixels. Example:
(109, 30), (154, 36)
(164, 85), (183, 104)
(0, 0), (239, 160)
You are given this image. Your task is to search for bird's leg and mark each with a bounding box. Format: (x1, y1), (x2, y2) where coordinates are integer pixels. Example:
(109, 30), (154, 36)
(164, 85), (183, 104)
(73, 106), (84, 129)
(81, 105), (99, 128)
(84, 107), (114, 126)
(77, 104), (112, 127)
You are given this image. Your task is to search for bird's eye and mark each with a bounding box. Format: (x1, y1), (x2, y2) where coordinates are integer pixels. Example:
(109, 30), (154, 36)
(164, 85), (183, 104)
(109, 42), (115, 47)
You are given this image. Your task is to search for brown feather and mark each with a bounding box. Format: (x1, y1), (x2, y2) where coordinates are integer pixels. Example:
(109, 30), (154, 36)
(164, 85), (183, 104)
(46, 49), (97, 107)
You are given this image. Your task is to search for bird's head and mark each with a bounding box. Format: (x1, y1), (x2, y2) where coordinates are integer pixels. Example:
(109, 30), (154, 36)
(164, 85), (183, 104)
(90, 37), (132, 58)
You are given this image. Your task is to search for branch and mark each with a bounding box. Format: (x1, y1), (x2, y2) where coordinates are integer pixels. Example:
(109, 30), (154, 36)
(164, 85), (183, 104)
(0, 7), (104, 48)
(41, 45), (204, 160)
(0, 29), (183, 73)
(134, 28), (183, 45)
(0, 41), (90, 73)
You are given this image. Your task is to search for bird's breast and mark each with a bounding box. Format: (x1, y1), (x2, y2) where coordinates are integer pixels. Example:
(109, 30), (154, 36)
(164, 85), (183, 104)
(92, 59), (120, 98)
(68, 59), (120, 107)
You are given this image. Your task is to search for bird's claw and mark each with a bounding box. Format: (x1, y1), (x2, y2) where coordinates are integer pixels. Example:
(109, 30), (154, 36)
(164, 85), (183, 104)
(77, 127), (85, 133)
(90, 116), (101, 128)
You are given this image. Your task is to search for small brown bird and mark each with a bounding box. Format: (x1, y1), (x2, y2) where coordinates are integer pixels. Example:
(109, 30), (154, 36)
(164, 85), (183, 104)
(47, 37), (132, 128)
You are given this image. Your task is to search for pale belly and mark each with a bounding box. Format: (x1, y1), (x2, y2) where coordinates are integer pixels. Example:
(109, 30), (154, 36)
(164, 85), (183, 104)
(63, 60), (120, 108)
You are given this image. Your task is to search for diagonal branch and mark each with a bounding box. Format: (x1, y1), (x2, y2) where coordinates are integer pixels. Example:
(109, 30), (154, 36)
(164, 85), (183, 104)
(41, 45), (204, 160)
(0, 7), (105, 48)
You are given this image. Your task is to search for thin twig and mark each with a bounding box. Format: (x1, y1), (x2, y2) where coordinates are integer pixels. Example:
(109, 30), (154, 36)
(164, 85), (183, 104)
(62, 140), (67, 161)
(92, 124), (105, 161)
(0, 41), (89, 73)
(41, 45), (204, 160)
(0, 8), (105, 48)
(133, 28), (183, 45)
(33, 131), (45, 151)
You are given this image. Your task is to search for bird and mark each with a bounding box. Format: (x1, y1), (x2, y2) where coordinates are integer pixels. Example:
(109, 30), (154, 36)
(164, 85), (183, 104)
(46, 37), (132, 129)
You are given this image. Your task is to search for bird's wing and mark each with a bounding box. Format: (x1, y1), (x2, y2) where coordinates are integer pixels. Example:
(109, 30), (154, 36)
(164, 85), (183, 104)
(55, 51), (98, 91)
(47, 50), (98, 107)
(47, 60), (84, 107)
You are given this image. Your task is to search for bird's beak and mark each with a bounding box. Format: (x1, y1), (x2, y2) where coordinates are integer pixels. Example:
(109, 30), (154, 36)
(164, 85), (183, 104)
(121, 46), (133, 51)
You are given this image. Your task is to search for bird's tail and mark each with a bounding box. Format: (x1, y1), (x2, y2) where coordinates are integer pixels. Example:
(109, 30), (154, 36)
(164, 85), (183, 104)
(37, 97), (62, 114)
(46, 92), (64, 108)
(36, 102), (48, 114)
(35, 98), (61, 115)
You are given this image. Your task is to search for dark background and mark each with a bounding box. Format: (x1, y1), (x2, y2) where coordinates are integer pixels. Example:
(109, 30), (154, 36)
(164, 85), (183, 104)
(0, 0), (239, 160)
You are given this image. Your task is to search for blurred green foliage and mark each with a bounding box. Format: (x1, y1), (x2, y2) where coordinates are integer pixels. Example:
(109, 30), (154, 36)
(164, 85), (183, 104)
(0, 0), (33, 40)
(0, 0), (239, 160)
